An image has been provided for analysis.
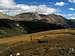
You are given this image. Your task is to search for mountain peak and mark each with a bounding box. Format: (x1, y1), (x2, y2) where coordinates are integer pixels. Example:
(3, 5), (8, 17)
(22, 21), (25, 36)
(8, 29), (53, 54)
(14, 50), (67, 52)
(14, 12), (67, 24)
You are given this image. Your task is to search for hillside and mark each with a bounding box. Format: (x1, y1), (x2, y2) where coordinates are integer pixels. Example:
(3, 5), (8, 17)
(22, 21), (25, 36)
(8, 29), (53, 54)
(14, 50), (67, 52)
(0, 12), (13, 20)
(0, 19), (27, 37)
(14, 13), (70, 32)
(15, 13), (67, 24)
(0, 29), (75, 56)
(67, 19), (75, 28)
(0, 19), (66, 37)
(0, 12), (75, 37)
(0, 12), (74, 27)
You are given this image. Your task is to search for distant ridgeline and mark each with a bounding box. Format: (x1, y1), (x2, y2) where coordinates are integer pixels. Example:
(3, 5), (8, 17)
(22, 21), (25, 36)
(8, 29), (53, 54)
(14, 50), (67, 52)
(67, 19), (75, 28)
(0, 12), (74, 37)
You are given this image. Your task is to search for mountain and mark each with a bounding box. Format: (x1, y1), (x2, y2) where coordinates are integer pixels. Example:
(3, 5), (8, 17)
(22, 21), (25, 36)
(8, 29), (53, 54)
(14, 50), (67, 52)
(67, 19), (75, 28)
(15, 13), (69, 27)
(0, 12), (69, 25)
(13, 13), (69, 33)
(0, 12), (14, 20)
(0, 12), (75, 37)
(18, 20), (66, 33)
(15, 13), (67, 24)
(0, 19), (27, 37)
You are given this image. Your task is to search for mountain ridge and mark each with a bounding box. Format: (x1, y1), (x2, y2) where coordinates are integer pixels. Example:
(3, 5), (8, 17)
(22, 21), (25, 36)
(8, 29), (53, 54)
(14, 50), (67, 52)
(0, 12), (74, 37)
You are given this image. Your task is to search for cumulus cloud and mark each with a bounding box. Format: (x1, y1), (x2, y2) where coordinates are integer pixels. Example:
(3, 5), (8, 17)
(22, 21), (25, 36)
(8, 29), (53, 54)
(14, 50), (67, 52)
(69, 8), (75, 11)
(70, 17), (75, 19)
(67, 14), (75, 19)
(55, 2), (65, 6)
(0, 0), (16, 8)
(16, 5), (57, 15)
(69, 0), (75, 3)
(0, 0), (57, 16)
(67, 14), (75, 16)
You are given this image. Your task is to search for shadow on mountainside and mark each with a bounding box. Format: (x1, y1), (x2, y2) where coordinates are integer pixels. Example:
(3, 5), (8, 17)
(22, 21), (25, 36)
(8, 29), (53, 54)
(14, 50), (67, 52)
(0, 19), (66, 36)
(18, 20), (66, 33)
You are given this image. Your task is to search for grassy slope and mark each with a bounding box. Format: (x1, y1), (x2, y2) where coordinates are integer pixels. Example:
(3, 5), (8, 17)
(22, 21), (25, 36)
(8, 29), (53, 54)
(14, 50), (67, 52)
(0, 28), (27, 38)
(0, 29), (75, 56)
(0, 29), (75, 44)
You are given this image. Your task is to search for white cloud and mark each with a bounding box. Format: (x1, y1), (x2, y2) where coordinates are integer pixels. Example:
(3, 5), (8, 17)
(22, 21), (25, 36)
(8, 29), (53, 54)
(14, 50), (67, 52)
(0, 0), (16, 8)
(69, 0), (75, 3)
(16, 5), (57, 15)
(69, 8), (75, 11)
(0, 0), (57, 16)
(67, 14), (75, 16)
(70, 17), (75, 19)
(55, 2), (65, 6)
(66, 14), (75, 19)
(16, 4), (30, 10)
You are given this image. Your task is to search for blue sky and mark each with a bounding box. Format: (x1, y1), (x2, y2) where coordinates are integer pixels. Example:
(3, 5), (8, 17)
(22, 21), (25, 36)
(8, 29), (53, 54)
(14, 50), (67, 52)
(0, 0), (75, 19)
(15, 0), (75, 19)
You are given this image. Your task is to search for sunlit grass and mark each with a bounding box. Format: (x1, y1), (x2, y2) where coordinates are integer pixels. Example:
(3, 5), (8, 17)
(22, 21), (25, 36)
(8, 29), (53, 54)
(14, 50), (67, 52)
(0, 29), (75, 56)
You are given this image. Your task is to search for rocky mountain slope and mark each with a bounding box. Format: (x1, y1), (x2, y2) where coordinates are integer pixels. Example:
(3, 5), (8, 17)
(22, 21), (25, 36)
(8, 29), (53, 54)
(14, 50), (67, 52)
(15, 13), (67, 24)
(0, 12), (69, 25)
(0, 12), (74, 37)
(0, 19), (66, 37)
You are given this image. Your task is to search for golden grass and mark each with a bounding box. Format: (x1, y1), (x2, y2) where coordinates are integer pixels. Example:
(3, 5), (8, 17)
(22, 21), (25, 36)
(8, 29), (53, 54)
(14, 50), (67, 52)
(0, 29), (75, 45)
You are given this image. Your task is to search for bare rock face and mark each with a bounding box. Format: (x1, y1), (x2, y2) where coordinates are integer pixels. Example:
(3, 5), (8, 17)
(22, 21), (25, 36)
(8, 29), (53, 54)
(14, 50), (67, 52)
(14, 13), (70, 29)
(15, 13), (67, 24)
(0, 12), (68, 25)
(0, 12), (73, 35)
